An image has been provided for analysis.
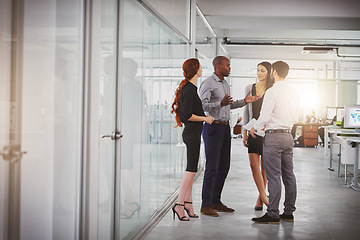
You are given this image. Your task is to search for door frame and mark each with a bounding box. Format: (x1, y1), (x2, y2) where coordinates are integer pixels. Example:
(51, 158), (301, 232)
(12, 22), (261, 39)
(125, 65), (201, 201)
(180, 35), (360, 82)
(81, 0), (124, 239)
(81, 0), (102, 239)
(5, 0), (25, 239)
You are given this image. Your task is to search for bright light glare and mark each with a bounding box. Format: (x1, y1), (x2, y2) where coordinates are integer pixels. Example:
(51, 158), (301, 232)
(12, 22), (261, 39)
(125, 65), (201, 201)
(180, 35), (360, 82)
(300, 88), (318, 109)
(291, 81), (318, 115)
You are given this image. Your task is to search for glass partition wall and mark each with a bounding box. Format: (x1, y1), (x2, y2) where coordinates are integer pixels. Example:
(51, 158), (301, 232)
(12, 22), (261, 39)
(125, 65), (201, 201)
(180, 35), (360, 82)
(98, 0), (206, 239)
(118, 0), (191, 238)
(110, 0), (219, 238)
(1, 0), (217, 239)
(0, 0), (85, 240)
(98, 0), (119, 239)
(0, 0), (13, 239)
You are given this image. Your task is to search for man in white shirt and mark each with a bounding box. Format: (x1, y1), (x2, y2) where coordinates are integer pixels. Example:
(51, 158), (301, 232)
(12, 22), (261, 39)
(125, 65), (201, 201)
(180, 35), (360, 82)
(249, 61), (300, 224)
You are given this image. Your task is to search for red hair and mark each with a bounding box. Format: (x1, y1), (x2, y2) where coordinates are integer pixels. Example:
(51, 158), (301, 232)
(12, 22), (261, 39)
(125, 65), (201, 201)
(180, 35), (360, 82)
(171, 58), (200, 127)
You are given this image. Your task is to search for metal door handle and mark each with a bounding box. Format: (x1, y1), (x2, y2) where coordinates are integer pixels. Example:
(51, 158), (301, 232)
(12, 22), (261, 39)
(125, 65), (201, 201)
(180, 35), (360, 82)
(101, 130), (123, 140)
(0, 145), (27, 162)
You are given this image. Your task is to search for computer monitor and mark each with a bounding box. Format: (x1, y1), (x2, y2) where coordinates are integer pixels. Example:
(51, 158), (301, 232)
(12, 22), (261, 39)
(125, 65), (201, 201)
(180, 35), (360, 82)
(344, 105), (360, 129)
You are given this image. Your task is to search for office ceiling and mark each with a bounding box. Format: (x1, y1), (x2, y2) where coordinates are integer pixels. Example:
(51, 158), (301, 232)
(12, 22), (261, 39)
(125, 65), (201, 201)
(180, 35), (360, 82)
(196, 0), (360, 60)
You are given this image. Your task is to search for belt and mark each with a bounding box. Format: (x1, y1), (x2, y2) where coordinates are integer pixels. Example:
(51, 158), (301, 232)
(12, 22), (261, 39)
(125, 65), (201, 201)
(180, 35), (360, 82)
(213, 121), (229, 125)
(265, 129), (291, 134)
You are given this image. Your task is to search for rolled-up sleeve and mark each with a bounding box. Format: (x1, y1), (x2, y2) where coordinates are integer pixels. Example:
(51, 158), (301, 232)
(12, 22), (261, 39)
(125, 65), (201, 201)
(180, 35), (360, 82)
(199, 80), (221, 112)
(180, 90), (195, 123)
(230, 99), (246, 109)
(253, 91), (274, 130)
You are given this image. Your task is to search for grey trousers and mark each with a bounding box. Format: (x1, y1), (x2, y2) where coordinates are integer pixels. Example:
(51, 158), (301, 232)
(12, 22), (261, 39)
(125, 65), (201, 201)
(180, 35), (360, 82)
(263, 132), (297, 218)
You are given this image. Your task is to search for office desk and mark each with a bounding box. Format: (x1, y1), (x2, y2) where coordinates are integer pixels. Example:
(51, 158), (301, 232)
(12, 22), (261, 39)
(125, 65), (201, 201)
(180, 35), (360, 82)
(327, 129), (360, 171)
(344, 137), (360, 191)
(322, 125), (339, 157)
(335, 136), (360, 185)
(293, 122), (330, 147)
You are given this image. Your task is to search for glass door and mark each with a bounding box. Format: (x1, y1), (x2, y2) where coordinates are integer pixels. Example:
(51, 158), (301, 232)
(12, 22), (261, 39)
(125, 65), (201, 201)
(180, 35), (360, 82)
(1, 0), (85, 239)
(0, 0), (24, 239)
(98, 0), (192, 239)
(0, 0), (13, 239)
(98, 0), (121, 239)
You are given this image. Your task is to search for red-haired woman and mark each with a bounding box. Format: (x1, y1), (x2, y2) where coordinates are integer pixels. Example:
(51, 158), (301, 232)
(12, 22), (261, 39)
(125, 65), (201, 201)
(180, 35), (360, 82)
(171, 58), (214, 221)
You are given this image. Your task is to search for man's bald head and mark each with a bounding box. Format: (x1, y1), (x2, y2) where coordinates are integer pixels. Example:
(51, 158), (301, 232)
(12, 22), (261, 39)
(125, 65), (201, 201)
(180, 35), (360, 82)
(212, 56), (231, 79)
(213, 56), (229, 70)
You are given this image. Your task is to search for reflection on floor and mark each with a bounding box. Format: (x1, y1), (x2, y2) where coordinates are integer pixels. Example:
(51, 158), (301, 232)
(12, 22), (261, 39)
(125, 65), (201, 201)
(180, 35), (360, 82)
(146, 139), (360, 240)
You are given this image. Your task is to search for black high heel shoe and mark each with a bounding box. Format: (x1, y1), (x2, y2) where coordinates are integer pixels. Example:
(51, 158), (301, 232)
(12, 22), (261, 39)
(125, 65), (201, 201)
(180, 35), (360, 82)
(120, 202), (141, 219)
(172, 203), (189, 221)
(255, 197), (263, 211)
(184, 201), (199, 218)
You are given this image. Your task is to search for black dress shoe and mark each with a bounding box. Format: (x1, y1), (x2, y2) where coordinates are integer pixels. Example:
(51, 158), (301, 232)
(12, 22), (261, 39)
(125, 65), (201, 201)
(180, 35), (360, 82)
(280, 213), (294, 222)
(252, 213), (280, 224)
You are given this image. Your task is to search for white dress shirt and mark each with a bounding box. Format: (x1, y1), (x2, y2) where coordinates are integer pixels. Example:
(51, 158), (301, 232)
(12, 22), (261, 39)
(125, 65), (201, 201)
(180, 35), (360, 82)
(253, 80), (300, 131)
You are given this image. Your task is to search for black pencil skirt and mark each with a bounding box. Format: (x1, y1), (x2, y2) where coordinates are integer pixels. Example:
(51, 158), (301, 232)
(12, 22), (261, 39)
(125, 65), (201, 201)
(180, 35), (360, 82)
(248, 134), (263, 155)
(182, 123), (203, 172)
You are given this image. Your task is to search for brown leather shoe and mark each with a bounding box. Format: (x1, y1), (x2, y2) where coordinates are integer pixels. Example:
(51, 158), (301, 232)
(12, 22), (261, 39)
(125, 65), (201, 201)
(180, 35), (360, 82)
(211, 203), (235, 213)
(200, 207), (219, 217)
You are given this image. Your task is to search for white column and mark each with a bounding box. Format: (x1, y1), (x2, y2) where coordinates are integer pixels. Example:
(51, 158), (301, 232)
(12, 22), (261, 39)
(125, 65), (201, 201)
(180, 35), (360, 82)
(334, 61), (339, 107)
(189, 0), (196, 57)
(357, 81), (360, 105)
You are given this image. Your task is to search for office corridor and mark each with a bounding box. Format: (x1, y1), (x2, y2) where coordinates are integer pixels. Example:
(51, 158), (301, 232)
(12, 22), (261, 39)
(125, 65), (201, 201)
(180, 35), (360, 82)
(146, 139), (360, 240)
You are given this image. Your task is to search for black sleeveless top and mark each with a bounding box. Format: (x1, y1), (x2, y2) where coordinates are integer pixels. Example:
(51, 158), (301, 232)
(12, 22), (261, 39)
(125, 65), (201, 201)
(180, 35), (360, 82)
(251, 84), (264, 120)
(180, 82), (205, 130)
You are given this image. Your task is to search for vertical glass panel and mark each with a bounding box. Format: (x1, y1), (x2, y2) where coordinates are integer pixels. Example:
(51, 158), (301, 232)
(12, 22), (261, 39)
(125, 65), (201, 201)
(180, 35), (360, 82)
(195, 10), (216, 59)
(0, 0), (12, 239)
(120, 1), (145, 238)
(145, 0), (189, 38)
(119, 0), (190, 238)
(98, 0), (118, 239)
(19, 0), (84, 239)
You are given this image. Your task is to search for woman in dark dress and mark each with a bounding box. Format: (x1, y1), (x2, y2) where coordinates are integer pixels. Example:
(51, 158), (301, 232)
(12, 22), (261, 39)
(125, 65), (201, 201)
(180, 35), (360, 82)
(242, 62), (273, 210)
(171, 58), (214, 221)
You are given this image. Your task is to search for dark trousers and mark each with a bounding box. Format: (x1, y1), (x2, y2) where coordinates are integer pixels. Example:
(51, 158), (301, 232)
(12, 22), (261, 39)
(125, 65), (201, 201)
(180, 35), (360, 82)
(201, 123), (231, 207)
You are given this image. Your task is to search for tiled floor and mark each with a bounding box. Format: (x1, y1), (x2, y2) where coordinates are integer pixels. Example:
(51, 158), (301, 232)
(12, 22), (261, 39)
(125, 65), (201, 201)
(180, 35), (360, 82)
(145, 139), (360, 240)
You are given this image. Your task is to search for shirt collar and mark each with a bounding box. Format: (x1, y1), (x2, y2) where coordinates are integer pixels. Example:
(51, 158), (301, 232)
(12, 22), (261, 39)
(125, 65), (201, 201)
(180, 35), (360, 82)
(212, 72), (224, 82)
(273, 80), (286, 86)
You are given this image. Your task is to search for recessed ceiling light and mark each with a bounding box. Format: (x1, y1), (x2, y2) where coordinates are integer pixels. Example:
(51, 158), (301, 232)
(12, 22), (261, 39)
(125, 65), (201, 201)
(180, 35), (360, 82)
(302, 47), (336, 54)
